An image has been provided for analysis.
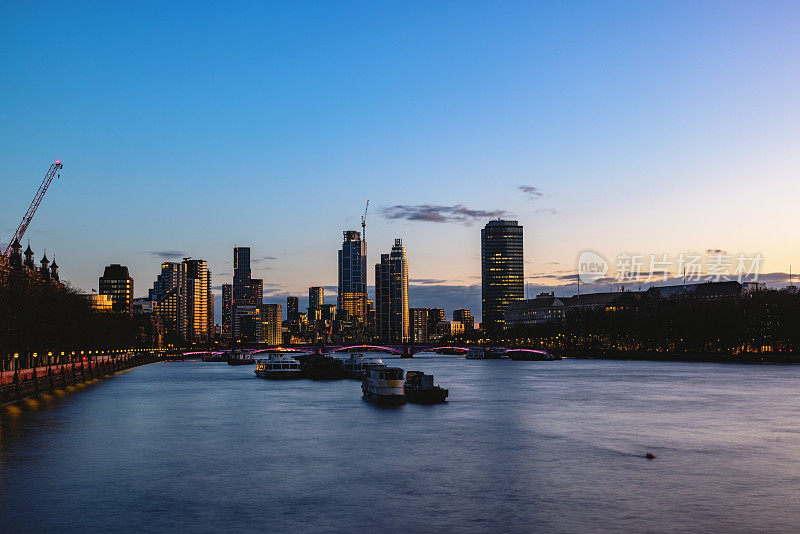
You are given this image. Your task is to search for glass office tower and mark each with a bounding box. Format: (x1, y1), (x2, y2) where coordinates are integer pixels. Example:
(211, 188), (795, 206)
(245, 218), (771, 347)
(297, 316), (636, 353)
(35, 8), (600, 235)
(337, 230), (367, 322)
(481, 219), (524, 332)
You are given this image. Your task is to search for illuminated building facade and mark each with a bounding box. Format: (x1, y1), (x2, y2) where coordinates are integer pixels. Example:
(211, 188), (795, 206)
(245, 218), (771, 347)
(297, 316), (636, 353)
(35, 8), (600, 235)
(221, 283), (233, 338)
(308, 286), (323, 322)
(453, 308), (474, 330)
(481, 219), (524, 332)
(337, 230), (367, 322)
(150, 262), (187, 342)
(233, 305), (261, 342)
(260, 303), (282, 345)
(375, 239), (409, 343)
(287, 296), (299, 322)
(410, 308), (428, 343)
(184, 259), (212, 342)
(250, 278), (263, 306)
(99, 264), (133, 315)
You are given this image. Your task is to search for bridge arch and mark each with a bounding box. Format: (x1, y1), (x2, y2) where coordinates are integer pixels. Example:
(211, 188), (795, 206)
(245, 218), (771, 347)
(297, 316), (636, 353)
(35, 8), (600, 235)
(326, 345), (403, 355)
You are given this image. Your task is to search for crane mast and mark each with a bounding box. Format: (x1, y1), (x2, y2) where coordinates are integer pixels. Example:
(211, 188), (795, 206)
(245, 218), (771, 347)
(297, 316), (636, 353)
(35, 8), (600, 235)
(3, 161), (63, 257)
(361, 200), (369, 242)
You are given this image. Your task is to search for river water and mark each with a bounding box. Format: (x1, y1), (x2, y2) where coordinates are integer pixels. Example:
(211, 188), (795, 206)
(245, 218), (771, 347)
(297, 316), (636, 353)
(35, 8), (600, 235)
(2, 355), (800, 533)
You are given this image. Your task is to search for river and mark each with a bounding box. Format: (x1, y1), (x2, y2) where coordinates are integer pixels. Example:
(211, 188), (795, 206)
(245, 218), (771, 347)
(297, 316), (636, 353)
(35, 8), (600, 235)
(2, 355), (800, 533)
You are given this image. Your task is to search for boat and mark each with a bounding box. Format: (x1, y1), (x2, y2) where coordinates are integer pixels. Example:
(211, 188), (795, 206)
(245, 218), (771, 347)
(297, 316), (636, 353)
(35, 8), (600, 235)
(466, 347), (505, 359)
(227, 350), (255, 365)
(361, 366), (406, 405)
(404, 371), (448, 404)
(340, 353), (385, 378)
(507, 350), (561, 361)
(254, 354), (302, 379)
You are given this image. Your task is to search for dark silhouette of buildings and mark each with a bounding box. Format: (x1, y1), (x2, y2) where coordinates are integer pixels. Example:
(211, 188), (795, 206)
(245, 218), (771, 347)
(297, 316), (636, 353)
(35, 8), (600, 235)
(99, 264), (134, 315)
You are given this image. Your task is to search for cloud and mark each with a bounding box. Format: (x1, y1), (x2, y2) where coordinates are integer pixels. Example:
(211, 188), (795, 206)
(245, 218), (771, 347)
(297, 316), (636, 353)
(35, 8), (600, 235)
(381, 204), (509, 224)
(519, 185), (543, 200)
(705, 249), (727, 255)
(535, 208), (559, 215)
(147, 250), (188, 259)
(411, 278), (449, 285)
(253, 256), (277, 263)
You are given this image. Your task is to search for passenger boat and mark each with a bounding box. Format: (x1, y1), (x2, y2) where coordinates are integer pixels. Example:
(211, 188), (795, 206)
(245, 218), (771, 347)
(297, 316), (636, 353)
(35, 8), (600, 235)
(507, 350), (561, 361)
(465, 347), (505, 359)
(404, 371), (448, 404)
(254, 355), (302, 379)
(227, 350), (255, 365)
(340, 353), (385, 378)
(361, 366), (406, 405)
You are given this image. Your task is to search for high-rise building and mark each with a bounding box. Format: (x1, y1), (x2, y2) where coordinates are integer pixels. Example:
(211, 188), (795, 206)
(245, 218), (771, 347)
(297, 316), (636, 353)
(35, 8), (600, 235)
(260, 304), (282, 345)
(410, 308), (429, 343)
(221, 283), (233, 338)
(453, 308), (474, 331)
(287, 296), (299, 322)
(375, 239), (410, 343)
(184, 259), (211, 342)
(321, 304), (336, 322)
(99, 264), (134, 315)
(150, 262), (187, 342)
(308, 286), (323, 322)
(250, 278), (263, 306)
(233, 305), (261, 342)
(337, 230), (367, 323)
(233, 246), (251, 306)
(427, 308), (445, 333)
(481, 219), (524, 332)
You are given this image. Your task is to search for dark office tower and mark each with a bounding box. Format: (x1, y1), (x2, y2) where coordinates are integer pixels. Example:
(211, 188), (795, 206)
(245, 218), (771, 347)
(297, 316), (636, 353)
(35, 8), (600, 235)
(410, 308), (429, 343)
(233, 246), (251, 306)
(184, 259), (211, 341)
(222, 283), (233, 338)
(308, 286), (324, 321)
(207, 272), (214, 339)
(337, 230), (367, 323)
(250, 278), (263, 306)
(287, 296), (299, 322)
(481, 219), (524, 332)
(375, 239), (410, 343)
(453, 308), (475, 331)
(99, 264), (134, 315)
(427, 308), (445, 332)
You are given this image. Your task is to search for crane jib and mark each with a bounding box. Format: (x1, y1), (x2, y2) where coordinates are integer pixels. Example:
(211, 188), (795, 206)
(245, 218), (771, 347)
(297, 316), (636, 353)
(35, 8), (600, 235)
(3, 162), (63, 257)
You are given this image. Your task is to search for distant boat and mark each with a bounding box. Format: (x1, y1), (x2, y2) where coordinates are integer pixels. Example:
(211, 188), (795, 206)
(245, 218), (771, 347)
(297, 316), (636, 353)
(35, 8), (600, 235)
(404, 371), (448, 404)
(466, 347), (505, 359)
(507, 350), (561, 361)
(254, 355), (301, 379)
(340, 353), (385, 379)
(227, 350), (255, 365)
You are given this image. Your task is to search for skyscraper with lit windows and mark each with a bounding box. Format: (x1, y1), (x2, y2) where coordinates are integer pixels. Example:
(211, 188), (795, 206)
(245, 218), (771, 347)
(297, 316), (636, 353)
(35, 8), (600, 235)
(99, 264), (133, 315)
(337, 230), (367, 322)
(375, 239), (410, 343)
(481, 219), (524, 332)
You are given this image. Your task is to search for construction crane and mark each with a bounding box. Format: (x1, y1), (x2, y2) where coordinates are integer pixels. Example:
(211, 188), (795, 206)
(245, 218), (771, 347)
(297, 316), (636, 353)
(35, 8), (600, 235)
(3, 160), (63, 257)
(360, 200), (369, 242)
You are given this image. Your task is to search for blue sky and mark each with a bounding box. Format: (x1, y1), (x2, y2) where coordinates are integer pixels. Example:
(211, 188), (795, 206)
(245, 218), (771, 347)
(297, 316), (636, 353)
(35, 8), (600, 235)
(2, 1), (799, 322)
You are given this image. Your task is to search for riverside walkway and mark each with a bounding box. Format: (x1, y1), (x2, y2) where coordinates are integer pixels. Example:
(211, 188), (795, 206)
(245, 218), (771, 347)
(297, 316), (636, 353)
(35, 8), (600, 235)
(0, 351), (161, 406)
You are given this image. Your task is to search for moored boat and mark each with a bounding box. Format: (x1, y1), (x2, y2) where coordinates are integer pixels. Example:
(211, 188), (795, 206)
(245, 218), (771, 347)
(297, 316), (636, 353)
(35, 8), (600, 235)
(340, 353), (385, 379)
(228, 350), (255, 365)
(404, 371), (448, 404)
(507, 350), (561, 361)
(254, 354), (302, 379)
(361, 366), (405, 405)
(466, 347), (505, 359)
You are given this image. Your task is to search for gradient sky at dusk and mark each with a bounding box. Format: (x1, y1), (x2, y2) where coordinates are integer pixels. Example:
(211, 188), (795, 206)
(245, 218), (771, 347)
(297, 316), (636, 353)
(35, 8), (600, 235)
(2, 1), (799, 322)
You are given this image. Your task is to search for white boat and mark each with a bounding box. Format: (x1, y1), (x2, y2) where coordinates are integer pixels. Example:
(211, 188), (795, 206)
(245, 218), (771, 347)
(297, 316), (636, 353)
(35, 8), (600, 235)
(254, 354), (302, 379)
(340, 353), (385, 378)
(361, 367), (405, 405)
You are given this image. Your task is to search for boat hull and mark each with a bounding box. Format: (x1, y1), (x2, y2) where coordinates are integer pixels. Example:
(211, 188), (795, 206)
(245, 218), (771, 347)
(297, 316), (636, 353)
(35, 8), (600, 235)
(255, 370), (302, 379)
(405, 387), (448, 404)
(362, 386), (406, 405)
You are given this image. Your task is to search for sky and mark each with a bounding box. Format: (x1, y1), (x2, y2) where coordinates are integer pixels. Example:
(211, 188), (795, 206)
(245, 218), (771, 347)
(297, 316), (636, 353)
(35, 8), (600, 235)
(2, 1), (799, 323)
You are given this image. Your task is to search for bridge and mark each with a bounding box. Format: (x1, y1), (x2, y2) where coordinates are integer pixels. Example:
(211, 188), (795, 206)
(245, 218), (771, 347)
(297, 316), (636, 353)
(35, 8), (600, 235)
(248, 344), (471, 358)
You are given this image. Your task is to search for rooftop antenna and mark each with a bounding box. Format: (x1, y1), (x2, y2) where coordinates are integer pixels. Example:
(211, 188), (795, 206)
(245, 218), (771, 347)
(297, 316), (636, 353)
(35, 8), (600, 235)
(360, 200), (369, 242)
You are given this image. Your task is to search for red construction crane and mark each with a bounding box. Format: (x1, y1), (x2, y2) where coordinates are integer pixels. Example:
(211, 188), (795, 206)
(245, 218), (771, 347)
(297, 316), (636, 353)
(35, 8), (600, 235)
(3, 160), (63, 257)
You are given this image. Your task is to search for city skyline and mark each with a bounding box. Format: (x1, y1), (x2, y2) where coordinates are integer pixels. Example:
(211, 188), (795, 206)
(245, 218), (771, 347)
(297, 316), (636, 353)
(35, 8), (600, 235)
(2, 2), (800, 322)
